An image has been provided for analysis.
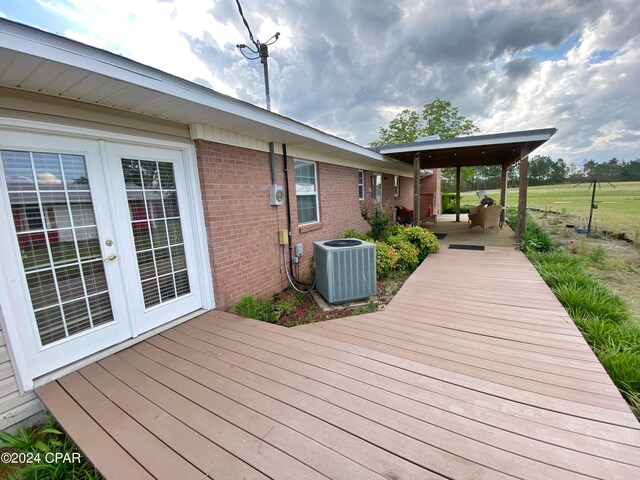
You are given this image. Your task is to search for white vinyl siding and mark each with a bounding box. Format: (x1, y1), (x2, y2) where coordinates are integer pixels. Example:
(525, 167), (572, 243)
(358, 170), (364, 200)
(295, 160), (319, 224)
(0, 310), (43, 430)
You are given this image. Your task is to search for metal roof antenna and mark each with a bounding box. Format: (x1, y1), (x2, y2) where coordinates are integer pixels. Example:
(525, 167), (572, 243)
(234, 0), (280, 111)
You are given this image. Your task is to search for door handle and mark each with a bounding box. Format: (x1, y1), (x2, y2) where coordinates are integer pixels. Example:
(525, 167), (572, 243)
(103, 253), (117, 262)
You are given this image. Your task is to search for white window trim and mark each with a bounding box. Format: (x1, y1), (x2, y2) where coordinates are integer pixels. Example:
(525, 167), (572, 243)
(294, 159), (320, 225)
(357, 170), (364, 200)
(394, 175), (400, 197)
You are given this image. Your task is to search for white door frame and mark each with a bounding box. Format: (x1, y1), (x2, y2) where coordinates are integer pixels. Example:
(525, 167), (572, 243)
(0, 117), (214, 392)
(103, 141), (205, 335)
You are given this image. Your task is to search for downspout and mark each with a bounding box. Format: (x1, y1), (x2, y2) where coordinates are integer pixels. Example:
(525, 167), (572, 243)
(269, 142), (276, 184)
(282, 143), (313, 288)
(282, 144), (294, 274)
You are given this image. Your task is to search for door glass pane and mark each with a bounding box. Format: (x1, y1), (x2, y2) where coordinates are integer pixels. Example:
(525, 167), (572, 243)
(2, 150), (114, 346)
(122, 159), (191, 309)
(373, 174), (382, 201)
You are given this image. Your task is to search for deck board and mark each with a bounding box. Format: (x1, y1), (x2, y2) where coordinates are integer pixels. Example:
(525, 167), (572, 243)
(37, 246), (640, 479)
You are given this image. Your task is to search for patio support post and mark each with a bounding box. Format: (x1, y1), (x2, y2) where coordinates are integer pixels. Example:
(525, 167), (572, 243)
(516, 148), (530, 241)
(500, 164), (508, 207)
(413, 153), (421, 225)
(455, 166), (461, 222)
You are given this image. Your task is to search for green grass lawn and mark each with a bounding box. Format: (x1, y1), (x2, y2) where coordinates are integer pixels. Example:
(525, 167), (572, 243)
(459, 181), (640, 237)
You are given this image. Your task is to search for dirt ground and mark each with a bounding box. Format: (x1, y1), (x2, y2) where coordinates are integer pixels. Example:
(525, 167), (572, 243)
(530, 210), (640, 323)
(275, 272), (409, 327)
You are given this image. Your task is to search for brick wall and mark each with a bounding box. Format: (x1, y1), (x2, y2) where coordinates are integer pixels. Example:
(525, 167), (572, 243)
(395, 176), (414, 210)
(195, 139), (374, 309)
(421, 168), (442, 215)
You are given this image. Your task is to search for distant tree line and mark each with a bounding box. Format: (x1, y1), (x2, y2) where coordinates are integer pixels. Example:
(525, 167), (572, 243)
(441, 156), (640, 192)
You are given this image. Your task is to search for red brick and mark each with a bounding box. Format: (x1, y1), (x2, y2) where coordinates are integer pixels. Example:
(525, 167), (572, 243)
(195, 139), (413, 309)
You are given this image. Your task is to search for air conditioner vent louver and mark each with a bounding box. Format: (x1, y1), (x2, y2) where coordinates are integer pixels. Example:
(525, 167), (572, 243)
(314, 238), (376, 304)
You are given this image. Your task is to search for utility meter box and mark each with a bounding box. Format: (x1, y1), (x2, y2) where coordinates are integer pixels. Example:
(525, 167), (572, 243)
(269, 184), (284, 206)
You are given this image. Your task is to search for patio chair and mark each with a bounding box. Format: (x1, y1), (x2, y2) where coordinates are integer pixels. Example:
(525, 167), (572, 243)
(468, 204), (502, 233)
(395, 205), (413, 225)
(467, 205), (482, 223)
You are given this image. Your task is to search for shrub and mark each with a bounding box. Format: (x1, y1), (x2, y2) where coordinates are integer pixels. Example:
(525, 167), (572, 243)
(388, 225), (440, 260)
(340, 229), (371, 241)
(373, 241), (399, 278)
(403, 225), (440, 257)
(387, 238), (419, 272)
(441, 192), (456, 212)
(360, 200), (393, 241)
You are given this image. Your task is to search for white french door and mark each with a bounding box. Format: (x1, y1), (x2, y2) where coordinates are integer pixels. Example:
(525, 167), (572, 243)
(104, 142), (202, 334)
(0, 130), (206, 384)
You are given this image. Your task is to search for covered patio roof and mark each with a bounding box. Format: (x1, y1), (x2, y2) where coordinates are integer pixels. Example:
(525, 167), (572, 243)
(374, 128), (557, 235)
(374, 128), (557, 169)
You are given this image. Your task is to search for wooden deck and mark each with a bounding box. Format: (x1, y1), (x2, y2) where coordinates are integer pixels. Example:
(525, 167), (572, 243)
(37, 247), (640, 479)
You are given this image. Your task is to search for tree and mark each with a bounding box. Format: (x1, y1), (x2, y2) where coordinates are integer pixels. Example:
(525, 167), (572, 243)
(528, 155), (555, 186)
(549, 158), (569, 185)
(371, 99), (480, 193)
(370, 98), (479, 146)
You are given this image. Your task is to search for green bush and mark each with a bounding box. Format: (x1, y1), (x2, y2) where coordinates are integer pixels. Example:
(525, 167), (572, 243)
(340, 229), (371, 241)
(387, 238), (419, 272)
(360, 201), (393, 241)
(388, 225), (440, 260)
(441, 192), (456, 212)
(403, 225), (440, 257)
(373, 241), (399, 278)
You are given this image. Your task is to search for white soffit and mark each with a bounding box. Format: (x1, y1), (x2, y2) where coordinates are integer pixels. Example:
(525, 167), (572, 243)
(0, 19), (412, 175)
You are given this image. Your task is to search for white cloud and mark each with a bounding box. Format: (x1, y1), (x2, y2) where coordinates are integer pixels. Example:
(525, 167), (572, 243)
(2, 0), (638, 162)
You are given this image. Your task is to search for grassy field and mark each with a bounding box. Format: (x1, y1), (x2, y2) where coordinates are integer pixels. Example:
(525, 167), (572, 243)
(460, 181), (640, 238)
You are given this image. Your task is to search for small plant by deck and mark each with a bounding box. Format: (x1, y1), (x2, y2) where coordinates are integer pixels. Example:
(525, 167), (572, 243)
(510, 210), (640, 418)
(235, 294), (295, 324)
(234, 224), (440, 327)
(0, 416), (101, 480)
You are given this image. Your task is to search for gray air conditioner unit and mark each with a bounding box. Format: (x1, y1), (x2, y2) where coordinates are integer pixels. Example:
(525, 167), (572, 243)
(313, 238), (376, 304)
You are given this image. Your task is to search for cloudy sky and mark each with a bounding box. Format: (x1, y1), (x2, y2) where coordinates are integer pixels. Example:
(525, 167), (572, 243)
(1, 0), (639, 163)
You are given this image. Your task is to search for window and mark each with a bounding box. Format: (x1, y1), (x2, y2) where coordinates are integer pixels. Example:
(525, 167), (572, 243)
(394, 176), (400, 197)
(372, 173), (382, 202)
(295, 160), (319, 224)
(357, 170), (364, 200)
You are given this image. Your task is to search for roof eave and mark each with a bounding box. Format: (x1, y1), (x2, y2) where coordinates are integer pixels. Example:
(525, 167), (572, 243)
(376, 128), (558, 155)
(0, 18), (412, 175)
